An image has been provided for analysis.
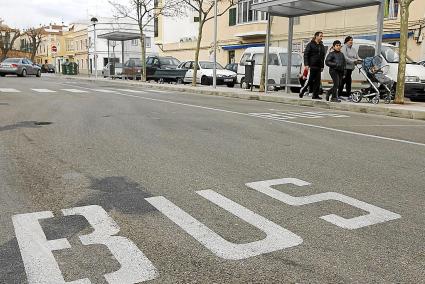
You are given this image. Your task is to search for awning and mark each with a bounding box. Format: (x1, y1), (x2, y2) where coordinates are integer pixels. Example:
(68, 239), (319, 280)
(221, 43), (265, 50)
(98, 31), (140, 41)
(251, 0), (383, 17)
(235, 31), (267, 38)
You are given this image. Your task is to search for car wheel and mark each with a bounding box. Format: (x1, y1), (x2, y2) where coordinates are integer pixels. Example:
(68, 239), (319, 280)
(176, 78), (184, 84)
(0, 74), (5, 77)
(36, 70), (41, 77)
(21, 69), (27, 77)
(226, 83), (235, 88)
(240, 78), (249, 89)
(201, 76), (209, 86)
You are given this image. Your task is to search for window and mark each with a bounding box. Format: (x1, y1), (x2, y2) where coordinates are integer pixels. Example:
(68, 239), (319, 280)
(240, 53), (251, 65)
(183, 61), (192, 69)
(358, 45), (375, 59)
(252, 53), (280, 65)
(252, 53), (263, 64)
(228, 50), (235, 64)
(279, 53), (303, 66)
(154, 18), (159, 37)
(229, 8), (236, 26)
(131, 39), (138, 46)
(384, 0), (399, 19)
(145, 37), (151, 48)
(237, 0), (268, 24)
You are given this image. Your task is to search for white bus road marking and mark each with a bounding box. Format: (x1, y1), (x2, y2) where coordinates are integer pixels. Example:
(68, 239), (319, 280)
(61, 89), (88, 93)
(245, 178), (401, 229)
(146, 190), (303, 260)
(113, 89), (148, 94)
(59, 82), (425, 147)
(91, 89), (118, 93)
(0, 88), (20, 92)
(31, 89), (56, 93)
(13, 205), (157, 284)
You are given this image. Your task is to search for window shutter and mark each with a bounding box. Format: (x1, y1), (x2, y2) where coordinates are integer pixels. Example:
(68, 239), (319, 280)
(229, 8), (236, 26)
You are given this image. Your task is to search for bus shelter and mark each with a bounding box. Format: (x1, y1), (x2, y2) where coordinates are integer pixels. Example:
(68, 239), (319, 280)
(98, 31), (141, 77)
(250, 0), (385, 93)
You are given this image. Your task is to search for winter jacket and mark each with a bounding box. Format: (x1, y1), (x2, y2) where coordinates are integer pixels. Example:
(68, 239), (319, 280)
(303, 40), (326, 69)
(341, 44), (361, 70)
(325, 51), (346, 73)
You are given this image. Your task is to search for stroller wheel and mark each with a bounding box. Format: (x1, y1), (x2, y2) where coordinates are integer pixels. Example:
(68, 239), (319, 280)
(351, 91), (362, 103)
(371, 96), (380, 104)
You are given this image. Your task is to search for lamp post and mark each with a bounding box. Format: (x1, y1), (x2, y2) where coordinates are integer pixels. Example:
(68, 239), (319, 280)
(213, 0), (217, 88)
(91, 17), (98, 79)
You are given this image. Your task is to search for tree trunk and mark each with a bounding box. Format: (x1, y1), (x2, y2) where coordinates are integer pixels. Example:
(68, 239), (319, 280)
(259, 48), (267, 92)
(140, 30), (147, 82)
(395, 0), (412, 104)
(192, 14), (204, 87)
(30, 40), (37, 61)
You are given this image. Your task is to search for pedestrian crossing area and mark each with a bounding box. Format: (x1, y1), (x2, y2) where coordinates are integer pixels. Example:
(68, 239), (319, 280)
(249, 111), (349, 120)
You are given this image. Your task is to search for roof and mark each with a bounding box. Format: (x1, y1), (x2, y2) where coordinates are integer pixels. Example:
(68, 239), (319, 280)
(251, 0), (383, 17)
(98, 31), (140, 41)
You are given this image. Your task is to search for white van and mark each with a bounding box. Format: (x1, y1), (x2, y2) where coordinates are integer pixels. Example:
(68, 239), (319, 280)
(237, 47), (303, 91)
(321, 39), (425, 100)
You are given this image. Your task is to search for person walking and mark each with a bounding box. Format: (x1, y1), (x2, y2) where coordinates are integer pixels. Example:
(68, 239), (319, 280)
(325, 40), (346, 102)
(300, 31), (326, 100)
(339, 36), (362, 99)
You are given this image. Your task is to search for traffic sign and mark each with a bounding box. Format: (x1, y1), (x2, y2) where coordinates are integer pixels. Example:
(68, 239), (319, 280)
(51, 45), (57, 53)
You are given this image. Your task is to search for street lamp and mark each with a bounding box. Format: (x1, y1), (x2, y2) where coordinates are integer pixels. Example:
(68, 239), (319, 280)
(213, 0), (217, 88)
(91, 17), (98, 79)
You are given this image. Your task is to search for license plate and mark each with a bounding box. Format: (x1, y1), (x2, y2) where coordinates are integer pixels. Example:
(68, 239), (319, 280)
(224, 79), (233, 82)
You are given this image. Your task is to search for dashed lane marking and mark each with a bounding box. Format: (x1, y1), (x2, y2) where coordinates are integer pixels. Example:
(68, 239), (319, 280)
(0, 88), (20, 92)
(60, 89), (88, 93)
(91, 89), (119, 93)
(113, 89), (148, 94)
(250, 111), (350, 120)
(31, 89), (56, 93)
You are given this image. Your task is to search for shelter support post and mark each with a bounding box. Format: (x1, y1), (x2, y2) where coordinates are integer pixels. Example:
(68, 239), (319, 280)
(107, 39), (110, 77)
(121, 41), (125, 80)
(264, 14), (272, 94)
(376, 1), (384, 56)
(286, 17), (294, 94)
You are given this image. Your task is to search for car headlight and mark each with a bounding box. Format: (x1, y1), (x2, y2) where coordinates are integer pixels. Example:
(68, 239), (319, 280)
(217, 74), (223, 78)
(405, 76), (420, 83)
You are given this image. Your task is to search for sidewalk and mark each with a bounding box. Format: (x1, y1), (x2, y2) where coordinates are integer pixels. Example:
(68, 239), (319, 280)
(60, 75), (425, 121)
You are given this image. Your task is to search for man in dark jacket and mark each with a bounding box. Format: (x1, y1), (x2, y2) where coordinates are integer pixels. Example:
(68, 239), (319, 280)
(325, 40), (346, 102)
(300, 31), (326, 100)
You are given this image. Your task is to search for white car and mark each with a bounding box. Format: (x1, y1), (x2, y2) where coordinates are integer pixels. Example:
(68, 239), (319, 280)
(178, 61), (237, 87)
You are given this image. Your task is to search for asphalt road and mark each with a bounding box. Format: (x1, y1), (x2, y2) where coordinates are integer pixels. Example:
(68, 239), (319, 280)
(0, 75), (424, 284)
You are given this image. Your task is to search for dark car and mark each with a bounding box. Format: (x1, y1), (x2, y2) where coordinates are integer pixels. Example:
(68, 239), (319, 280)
(41, 64), (56, 73)
(122, 58), (143, 80)
(0, 58), (41, 77)
(146, 56), (180, 80)
(225, 63), (238, 73)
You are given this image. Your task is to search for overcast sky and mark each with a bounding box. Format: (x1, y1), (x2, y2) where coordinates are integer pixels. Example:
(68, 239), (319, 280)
(0, 0), (116, 29)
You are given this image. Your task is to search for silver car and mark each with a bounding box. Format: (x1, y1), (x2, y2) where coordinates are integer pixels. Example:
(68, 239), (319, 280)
(0, 58), (41, 77)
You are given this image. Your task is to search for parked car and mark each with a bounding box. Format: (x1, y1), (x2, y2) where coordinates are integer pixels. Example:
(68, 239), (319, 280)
(238, 47), (303, 91)
(225, 63), (238, 73)
(178, 61), (237, 87)
(41, 63), (56, 73)
(322, 39), (425, 100)
(102, 62), (123, 78)
(0, 58), (41, 77)
(122, 58), (143, 80)
(146, 56), (180, 80)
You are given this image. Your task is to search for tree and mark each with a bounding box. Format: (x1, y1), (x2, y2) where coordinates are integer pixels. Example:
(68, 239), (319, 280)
(394, 0), (415, 104)
(110, 0), (183, 81)
(0, 26), (21, 61)
(259, 15), (273, 92)
(182, 0), (237, 86)
(25, 27), (45, 61)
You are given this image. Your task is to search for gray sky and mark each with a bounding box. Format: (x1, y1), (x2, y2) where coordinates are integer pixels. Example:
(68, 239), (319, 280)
(0, 0), (115, 29)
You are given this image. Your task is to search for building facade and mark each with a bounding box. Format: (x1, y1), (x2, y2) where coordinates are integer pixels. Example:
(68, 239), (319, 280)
(156, 0), (425, 66)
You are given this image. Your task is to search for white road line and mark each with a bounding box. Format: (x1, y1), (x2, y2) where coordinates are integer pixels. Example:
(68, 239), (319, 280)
(31, 89), (56, 93)
(0, 88), (20, 92)
(114, 89), (148, 94)
(61, 89), (88, 93)
(91, 89), (119, 93)
(279, 112), (322, 118)
(59, 83), (425, 147)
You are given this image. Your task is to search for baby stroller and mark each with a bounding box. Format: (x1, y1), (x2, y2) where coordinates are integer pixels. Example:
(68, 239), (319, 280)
(351, 56), (394, 104)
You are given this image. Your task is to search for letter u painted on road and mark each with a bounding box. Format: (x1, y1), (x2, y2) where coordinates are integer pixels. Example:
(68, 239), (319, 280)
(12, 205), (158, 284)
(245, 178), (401, 229)
(146, 190), (303, 260)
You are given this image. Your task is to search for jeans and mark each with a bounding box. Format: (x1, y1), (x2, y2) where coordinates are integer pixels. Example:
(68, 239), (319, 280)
(329, 70), (344, 100)
(339, 69), (353, 96)
(309, 67), (322, 98)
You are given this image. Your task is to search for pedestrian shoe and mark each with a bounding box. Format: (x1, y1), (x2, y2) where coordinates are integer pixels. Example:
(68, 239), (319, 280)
(312, 96), (323, 100)
(330, 98), (341, 103)
(326, 93), (331, 101)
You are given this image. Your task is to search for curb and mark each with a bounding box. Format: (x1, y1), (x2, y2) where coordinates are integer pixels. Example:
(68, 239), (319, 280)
(61, 76), (425, 121)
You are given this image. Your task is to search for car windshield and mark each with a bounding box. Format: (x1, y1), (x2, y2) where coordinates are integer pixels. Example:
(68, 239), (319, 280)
(279, 53), (303, 66)
(381, 46), (415, 64)
(199, 62), (224, 69)
(3, 58), (21, 63)
(159, 58), (180, 66)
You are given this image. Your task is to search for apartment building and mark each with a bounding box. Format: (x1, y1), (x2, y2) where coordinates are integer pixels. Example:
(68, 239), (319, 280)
(155, 0), (425, 66)
(35, 24), (67, 66)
